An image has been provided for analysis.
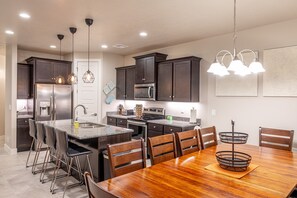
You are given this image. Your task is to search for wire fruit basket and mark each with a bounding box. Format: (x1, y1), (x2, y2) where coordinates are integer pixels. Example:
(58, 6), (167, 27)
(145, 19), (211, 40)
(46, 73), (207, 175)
(216, 120), (252, 172)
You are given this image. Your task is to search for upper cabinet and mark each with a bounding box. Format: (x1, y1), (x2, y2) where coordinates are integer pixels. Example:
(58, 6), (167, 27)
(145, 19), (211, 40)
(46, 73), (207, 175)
(116, 66), (135, 100)
(157, 57), (201, 102)
(17, 64), (33, 99)
(26, 57), (72, 84)
(133, 53), (168, 84)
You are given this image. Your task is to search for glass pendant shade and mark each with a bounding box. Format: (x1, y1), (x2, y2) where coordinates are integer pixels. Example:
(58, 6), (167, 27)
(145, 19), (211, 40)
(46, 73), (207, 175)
(55, 75), (65, 84)
(234, 64), (251, 76)
(214, 65), (230, 76)
(249, 60), (265, 73)
(82, 70), (95, 83)
(67, 73), (78, 84)
(207, 62), (221, 73)
(227, 56), (244, 72)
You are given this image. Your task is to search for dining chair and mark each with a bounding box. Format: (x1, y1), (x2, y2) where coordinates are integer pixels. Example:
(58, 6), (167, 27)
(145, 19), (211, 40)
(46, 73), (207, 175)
(148, 133), (177, 165)
(176, 129), (201, 156)
(107, 138), (146, 178)
(198, 126), (218, 149)
(84, 172), (118, 198)
(259, 127), (294, 151)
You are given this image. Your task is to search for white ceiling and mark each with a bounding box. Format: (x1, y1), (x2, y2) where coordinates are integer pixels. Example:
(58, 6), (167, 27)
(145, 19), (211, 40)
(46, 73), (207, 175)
(1, 0), (297, 55)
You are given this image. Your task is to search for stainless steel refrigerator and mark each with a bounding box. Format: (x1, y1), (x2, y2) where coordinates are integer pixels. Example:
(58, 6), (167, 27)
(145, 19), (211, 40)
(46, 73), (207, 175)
(34, 84), (72, 121)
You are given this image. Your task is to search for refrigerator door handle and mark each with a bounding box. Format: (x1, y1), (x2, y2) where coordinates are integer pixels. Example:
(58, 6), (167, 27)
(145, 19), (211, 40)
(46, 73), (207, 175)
(50, 95), (53, 120)
(54, 96), (57, 121)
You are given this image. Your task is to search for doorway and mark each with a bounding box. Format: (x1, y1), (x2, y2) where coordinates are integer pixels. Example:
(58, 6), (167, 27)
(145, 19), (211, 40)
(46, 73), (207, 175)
(73, 59), (102, 123)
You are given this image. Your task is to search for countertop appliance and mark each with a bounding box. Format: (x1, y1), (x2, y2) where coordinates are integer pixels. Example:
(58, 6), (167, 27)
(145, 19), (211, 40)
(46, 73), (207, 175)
(134, 83), (156, 101)
(35, 84), (72, 121)
(127, 107), (165, 143)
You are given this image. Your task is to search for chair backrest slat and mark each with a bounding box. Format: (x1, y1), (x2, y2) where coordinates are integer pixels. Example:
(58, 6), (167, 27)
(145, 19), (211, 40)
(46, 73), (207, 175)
(176, 130), (200, 156)
(148, 134), (177, 165)
(198, 126), (217, 149)
(259, 127), (294, 151)
(107, 139), (146, 178)
(84, 172), (118, 198)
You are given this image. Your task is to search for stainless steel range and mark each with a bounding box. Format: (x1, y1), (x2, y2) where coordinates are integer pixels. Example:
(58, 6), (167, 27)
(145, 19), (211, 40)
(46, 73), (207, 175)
(127, 107), (165, 143)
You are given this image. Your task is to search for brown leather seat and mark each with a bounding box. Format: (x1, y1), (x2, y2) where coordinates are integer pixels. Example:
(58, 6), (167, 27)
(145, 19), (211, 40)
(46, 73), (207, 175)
(176, 129), (201, 156)
(259, 127), (294, 151)
(84, 172), (118, 198)
(107, 138), (146, 178)
(198, 126), (218, 149)
(148, 133), (177, 165)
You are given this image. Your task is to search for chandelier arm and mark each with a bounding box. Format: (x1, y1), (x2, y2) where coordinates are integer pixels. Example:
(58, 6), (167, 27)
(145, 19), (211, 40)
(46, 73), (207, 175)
(237, 49), (257, 61)
(215, 50), (234, 64)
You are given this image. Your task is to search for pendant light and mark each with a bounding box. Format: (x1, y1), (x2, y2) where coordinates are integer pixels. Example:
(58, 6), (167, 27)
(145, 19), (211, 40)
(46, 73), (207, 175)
(67, 27), (78, 84)
(82, 18), (95, 83)
(55, 34), (66, 84)
(207, 0), (265, 76)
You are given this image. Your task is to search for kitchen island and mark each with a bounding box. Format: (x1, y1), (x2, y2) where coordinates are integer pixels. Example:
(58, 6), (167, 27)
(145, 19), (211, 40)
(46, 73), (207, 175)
(41, 119), (133, 182)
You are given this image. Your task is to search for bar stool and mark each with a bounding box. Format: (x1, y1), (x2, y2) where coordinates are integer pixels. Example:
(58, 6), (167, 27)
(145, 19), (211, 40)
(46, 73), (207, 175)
(41, 125), (67, 184)
(26, 119), (43, 169)
(52, 129), (93, 197)
(32, 122), (48, 174)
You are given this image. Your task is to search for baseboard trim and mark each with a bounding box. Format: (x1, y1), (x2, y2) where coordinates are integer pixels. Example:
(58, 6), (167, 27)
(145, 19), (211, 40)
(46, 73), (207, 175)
(4, 144), (17, 155)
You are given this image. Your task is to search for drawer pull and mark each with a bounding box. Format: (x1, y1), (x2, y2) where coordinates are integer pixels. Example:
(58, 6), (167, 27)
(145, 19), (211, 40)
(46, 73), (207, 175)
(170, 129), (173, 131)
(153, 126), (156, 128)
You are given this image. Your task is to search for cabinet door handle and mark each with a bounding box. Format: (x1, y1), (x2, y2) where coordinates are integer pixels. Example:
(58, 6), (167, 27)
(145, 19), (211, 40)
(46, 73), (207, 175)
(142, 78), (145, 81)
(169, 96), (171, 98)
(153, 126), (156, 128)
(24, 120), (28, 123)
(172, 96), (175, 98)
(170, 129), (173, 132)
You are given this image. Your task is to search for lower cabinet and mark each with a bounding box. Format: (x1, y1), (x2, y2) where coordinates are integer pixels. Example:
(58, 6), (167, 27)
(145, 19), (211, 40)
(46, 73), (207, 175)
(17, 118), (33, 152)
(107, 116), (128, 128)
(148, 123), (193, 137)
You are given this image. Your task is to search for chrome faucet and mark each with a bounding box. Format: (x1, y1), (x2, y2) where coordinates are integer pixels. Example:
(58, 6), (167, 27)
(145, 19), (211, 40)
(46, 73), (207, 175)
(73, 104), (87, 122)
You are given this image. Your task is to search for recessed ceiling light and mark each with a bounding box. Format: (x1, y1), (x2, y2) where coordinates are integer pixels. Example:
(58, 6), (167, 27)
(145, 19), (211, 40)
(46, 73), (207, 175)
(113, 44), (128, 49)
(101, 44), (108, 49)
(50, 45), (56, 49)
(5, 30), (14, 35)
(19, 12), (31, 19)
(139, 32), (148, 37)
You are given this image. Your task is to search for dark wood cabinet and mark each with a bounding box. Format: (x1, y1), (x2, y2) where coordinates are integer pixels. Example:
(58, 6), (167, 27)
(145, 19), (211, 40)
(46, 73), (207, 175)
(26, 57), (72, 84)
(116, 66), (135, 100)
(157, 62), (173, 101)
(133, 53), (167, 84)
(148, 122), (194, 138)
(17, 64), (33, 99)
(107, 116), (128, 128)
(107, 117), (117, 126)
(157, 56), (201, 102)
(17, 118), (33, 152)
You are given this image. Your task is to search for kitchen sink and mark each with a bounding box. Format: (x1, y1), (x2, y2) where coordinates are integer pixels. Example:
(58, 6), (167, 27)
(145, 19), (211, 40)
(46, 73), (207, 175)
(79, 122), (105, 128)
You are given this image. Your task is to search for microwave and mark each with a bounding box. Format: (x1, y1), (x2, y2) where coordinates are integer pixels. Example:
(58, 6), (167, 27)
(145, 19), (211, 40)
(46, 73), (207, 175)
(134, 83), (156, 101)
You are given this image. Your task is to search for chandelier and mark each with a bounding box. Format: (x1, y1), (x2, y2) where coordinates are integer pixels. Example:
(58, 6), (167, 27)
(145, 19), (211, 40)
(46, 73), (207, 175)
(207, 0), (265, 77)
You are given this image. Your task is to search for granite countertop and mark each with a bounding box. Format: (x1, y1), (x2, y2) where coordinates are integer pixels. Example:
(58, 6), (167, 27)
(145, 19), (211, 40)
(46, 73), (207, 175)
(106, 113), (136, 119)
(17, 114), (34, 119)
(147, 119), (198, 128)
(39, 119), (133, 140)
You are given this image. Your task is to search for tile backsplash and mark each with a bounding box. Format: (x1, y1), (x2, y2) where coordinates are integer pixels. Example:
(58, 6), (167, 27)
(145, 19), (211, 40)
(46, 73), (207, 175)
(17, 99), (33, 113)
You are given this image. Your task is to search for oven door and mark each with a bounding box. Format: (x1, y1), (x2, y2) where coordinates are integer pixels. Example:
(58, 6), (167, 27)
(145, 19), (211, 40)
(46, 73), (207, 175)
(127, 120), (147, 143)
(134, 83), (155, 101)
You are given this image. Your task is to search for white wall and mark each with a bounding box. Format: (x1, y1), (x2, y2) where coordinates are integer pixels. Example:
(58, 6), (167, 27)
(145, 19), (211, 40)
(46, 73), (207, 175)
(17, 49), (61, 63)
(124, 18), (297, 148)
(5, 44), (17, 153)
(0, 45), (5, 137)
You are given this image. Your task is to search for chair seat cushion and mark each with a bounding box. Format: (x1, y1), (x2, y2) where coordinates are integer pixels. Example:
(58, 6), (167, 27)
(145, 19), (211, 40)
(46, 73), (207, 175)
(67, 142), (92, 157)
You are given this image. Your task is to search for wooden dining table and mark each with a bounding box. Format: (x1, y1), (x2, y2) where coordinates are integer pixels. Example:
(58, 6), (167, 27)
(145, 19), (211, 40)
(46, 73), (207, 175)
(97, 144), (297, 197)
